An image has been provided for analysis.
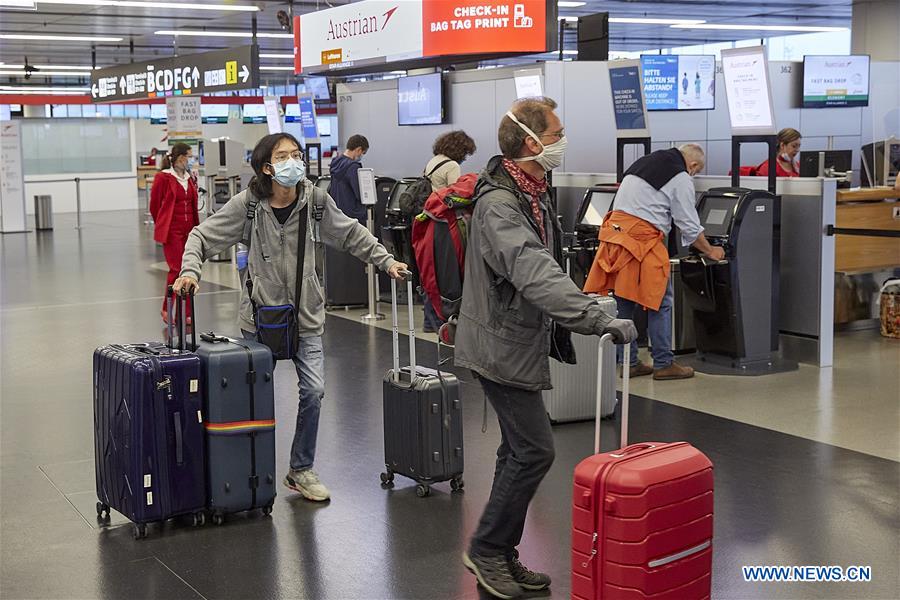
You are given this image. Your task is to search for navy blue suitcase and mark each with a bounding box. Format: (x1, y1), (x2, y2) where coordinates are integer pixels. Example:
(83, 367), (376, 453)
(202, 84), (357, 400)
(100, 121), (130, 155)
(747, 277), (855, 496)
(194, 332), (277, 523)
(93, 292), (206, 538)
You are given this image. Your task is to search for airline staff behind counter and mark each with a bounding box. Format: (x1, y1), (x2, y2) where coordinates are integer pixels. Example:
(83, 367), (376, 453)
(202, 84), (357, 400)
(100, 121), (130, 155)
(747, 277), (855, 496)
(756, 128), (802, 178)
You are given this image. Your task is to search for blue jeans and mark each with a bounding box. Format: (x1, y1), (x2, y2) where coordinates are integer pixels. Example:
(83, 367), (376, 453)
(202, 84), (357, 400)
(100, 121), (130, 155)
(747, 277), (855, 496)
(614, 280), (674, 370)
(243, 330), (325, 471)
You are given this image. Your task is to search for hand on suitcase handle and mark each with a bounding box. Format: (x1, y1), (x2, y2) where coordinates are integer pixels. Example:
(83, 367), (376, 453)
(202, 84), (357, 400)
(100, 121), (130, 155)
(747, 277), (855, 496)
(388, 263), (411, 281)
(601, 319), (638, 344)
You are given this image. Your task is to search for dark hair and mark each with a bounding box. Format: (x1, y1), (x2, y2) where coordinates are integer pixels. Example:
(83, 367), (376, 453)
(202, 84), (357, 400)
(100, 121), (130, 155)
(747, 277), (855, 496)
(498, 97), (557, 159)
(161, 142), (191, 170)
(346, 134), (369, 152)
(433, 130), (476, 163)
(248, 133), (303, 199)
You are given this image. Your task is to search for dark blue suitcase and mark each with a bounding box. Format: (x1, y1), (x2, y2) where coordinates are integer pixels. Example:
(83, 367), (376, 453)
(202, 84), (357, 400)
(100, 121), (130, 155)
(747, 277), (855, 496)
(195, 332), (277, 523)
(93, 292), (206, 539)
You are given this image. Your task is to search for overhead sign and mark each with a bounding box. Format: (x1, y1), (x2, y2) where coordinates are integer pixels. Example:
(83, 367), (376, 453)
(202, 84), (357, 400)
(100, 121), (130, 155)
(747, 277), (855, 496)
(608, 61), (650, 138)
(295, 0), (553, 74)
(91, 45), (259, 103)
(166, 96), (202, 139)
(721, 46), (776, 135)
(641, 55), (716, 111)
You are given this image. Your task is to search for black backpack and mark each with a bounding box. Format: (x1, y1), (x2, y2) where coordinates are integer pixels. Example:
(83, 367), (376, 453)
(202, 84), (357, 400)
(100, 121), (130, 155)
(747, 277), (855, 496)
(398, 159), (452, 218)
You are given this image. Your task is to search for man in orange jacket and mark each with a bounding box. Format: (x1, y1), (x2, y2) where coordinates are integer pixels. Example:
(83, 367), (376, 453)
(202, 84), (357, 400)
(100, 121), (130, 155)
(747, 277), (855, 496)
(584, 145), (724, 380)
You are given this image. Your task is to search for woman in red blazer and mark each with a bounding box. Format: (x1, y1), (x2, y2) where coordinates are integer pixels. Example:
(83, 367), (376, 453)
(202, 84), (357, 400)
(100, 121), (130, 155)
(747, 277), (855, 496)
(149, 142), (199, 323)
(756, 128), (802, 178)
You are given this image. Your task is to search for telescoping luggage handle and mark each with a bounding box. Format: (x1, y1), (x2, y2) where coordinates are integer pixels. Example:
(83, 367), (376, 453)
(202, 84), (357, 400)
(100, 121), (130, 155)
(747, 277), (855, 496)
(390, 270), (416, 384)
(594, 335), (631, 455)
(166, 285), (197, 352)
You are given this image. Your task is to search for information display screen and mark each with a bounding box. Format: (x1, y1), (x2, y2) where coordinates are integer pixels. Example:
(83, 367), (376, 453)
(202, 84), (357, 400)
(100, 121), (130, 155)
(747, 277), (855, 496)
(398, 72), (443, 126)
(284, 103), (300, 123)
(608, 61), (649, 136)
(802, 55), (870, 108)
(720, 46), (775, 135)
(641, 55), (716, 111)
(699, 195), (738, 237)
(201, 103), (229, 124)
(242, 104), (266, 124)
(150, 103), (167, 124)
(305, 76), (331, 100)
(580, 190), (616, 226)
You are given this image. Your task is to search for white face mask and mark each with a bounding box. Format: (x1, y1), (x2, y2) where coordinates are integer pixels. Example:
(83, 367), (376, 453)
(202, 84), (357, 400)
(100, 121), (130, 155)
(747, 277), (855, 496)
(505, 111), (568, 171)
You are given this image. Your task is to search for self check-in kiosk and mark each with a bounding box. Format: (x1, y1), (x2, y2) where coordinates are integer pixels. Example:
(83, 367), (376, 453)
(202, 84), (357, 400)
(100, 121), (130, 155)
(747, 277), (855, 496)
(680, 187), (779, 370)
(565, 185), (617, 288)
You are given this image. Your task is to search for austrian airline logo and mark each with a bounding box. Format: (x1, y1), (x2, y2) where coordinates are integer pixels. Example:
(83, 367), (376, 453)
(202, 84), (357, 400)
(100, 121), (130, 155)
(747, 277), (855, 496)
(326, 5), (399, 40)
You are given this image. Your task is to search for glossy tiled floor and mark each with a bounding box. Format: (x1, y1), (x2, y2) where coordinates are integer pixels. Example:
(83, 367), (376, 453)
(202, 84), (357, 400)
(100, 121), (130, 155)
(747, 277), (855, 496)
(1, 211), (898, 599)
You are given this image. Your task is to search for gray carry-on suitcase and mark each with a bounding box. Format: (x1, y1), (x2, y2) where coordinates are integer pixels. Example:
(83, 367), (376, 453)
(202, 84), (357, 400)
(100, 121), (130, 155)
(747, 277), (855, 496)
(194, 331), (277, 524)
(544, 295), (618, 423)
(380, 275), (464, 498)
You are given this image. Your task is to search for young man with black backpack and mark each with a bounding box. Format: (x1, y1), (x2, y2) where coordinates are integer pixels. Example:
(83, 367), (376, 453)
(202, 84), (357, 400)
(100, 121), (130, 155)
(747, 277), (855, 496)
(455, 98), (637, 598)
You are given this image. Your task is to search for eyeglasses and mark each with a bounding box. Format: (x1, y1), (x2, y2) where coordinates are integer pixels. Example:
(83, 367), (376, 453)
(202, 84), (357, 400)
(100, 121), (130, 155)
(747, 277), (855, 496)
(272, 150), (303, 162)
(540, 130), (565, 142)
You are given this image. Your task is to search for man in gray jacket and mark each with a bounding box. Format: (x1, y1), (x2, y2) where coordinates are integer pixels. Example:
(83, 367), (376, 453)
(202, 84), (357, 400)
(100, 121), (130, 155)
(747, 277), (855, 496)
(455, 98), (636, 599)
(174, 133), (406, 502)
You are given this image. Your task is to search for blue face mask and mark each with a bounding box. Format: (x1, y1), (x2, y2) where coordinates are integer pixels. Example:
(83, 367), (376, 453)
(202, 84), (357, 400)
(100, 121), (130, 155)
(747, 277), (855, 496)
(269, 157), (305, 188)
(186, 157), (197, 171)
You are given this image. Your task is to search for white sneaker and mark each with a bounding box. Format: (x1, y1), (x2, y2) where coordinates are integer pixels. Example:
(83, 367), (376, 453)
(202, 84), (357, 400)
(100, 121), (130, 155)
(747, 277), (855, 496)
(284, 469), (331, 502)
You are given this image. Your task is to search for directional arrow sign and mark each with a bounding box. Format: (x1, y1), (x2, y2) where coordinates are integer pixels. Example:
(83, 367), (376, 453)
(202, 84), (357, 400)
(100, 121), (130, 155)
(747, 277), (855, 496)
(90, 45), (259, 103)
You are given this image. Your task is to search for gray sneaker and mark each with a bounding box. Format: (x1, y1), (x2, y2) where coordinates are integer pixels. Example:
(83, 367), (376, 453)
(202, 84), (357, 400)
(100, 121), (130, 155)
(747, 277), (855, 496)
(508, 550), (551, 591)
(462, 551), (523, 599)
(284, 469), (330, 502)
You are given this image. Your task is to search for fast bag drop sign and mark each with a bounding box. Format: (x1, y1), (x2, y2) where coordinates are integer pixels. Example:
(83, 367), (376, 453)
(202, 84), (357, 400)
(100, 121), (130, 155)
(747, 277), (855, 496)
(90, 45), (260, 103)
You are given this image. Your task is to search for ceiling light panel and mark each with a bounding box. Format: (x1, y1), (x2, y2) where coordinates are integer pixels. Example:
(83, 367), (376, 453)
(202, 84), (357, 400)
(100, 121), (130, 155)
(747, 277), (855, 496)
(0, 33), (124, 41)
(29, 1), (259, 11)
(557, 1), (586, 7)
(154, 30), (293, 39)
(671, 23), (848, 32)
(0, 70), (92, 75)
(259, 53), (294, 59)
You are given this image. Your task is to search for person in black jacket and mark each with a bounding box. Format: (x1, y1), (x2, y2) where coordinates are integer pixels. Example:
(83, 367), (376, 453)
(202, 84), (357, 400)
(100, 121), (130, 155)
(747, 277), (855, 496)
(328, 134), (369, 223)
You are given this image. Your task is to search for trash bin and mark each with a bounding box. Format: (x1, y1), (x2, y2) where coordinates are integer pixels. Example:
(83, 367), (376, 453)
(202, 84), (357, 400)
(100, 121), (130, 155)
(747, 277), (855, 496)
(34, 195), (53, 231)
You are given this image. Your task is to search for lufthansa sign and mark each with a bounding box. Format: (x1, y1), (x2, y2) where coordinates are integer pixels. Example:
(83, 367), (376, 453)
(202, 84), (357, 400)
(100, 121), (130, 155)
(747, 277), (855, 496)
(90, 45), (259, 103)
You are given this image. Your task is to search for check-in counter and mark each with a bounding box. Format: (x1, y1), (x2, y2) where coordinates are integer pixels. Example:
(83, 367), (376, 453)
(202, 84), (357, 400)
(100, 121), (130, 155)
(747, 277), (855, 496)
(834, 187), (900, 273)
(137, 166), (158, 190)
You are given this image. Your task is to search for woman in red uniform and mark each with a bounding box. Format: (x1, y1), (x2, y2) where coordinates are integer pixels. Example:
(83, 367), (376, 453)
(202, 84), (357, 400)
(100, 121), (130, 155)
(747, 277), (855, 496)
(149, 142), (199, 324)
(756, 128), (802, 177)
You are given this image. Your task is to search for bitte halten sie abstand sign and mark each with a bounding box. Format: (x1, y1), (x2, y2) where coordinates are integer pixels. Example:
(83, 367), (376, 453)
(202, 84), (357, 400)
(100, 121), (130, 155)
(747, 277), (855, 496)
(294, 0), (550, 73)
(90, 45), (260, 103)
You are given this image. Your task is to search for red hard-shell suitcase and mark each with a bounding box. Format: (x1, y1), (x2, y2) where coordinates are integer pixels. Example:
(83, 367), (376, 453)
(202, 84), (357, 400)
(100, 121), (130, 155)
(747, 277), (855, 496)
(572, 340), (714, 599)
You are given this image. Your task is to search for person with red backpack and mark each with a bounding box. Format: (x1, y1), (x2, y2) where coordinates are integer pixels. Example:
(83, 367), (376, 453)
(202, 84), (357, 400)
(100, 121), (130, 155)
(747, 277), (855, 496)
(454, 97), (637, 599)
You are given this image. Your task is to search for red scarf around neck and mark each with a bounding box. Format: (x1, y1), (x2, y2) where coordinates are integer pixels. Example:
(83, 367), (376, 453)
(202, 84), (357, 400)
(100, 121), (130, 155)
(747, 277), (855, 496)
(502, 158), (548, 244)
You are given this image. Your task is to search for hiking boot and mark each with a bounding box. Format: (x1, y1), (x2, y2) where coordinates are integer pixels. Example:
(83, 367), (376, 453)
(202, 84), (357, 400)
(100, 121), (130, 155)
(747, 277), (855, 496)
(653, 361), (695, 380)
(507, 550), (551, 591)
(284, 469), (331, 502)
(619, 362), (654, 378)
(462, 551), (523, 599)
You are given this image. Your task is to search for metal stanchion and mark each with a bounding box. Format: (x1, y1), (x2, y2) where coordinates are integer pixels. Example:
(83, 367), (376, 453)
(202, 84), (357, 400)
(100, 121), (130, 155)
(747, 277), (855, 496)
(74, 177), (82, 230)
(361, 204), (385, 322)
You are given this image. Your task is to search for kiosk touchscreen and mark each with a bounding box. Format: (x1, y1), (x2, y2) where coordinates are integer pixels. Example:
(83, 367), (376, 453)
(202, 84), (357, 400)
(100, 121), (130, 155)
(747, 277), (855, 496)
(680, 187), (782, 371)
(576, 186), (617, 230)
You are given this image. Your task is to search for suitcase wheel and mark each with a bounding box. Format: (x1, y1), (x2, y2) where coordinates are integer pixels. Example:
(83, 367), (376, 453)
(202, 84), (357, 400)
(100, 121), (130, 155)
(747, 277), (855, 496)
(212, 513), (225, 526)
(415, 484), (431, 498)
(262, 503), (274, 517)
(132, 523), (147, 540)
(191, 512), (206, 527)
(95, 502), (110, 520)
(450, 477), (465, 492)
(380, 470), (395, 487)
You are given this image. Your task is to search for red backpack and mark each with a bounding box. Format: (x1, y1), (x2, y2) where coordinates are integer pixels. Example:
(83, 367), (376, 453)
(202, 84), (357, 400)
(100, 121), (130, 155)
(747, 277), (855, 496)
(411, 173), (479, 323)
